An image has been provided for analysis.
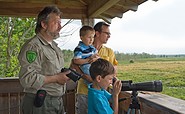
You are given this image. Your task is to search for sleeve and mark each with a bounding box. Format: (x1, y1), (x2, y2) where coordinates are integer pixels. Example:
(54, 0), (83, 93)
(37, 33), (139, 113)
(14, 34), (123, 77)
(18, 43), (45, 90)
(104, 90), (112, 100)
(73, 47), (83, 59)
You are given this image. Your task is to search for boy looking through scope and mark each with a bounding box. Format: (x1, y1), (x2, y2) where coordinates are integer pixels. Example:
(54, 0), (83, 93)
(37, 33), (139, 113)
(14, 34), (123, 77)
(88, 58), (122, 114)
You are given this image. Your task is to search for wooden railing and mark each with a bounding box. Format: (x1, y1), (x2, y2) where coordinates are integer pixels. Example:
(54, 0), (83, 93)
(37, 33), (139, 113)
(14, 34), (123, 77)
(118, 91), (185, 114)
(0, 78), (185, 114)
(0, 78), (76, 114)
(0, 77), (23, 114)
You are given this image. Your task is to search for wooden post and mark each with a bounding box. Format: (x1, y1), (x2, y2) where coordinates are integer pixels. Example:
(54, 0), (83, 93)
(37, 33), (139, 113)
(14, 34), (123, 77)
(81, 18), (94, 26)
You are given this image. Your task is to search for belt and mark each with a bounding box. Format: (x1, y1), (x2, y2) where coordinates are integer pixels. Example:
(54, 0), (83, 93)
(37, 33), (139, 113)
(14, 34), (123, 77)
(25, 93), (62, 100)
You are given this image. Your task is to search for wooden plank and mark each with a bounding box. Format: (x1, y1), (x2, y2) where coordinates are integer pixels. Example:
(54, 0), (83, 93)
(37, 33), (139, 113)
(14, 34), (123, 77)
(0, 1), (86, 18)
(0, 93), (9, 114)
(0, 92), (23, 114)
(88, 0), (120, 17)
(9, 93), (20, 114)
(139, 92), (185, 114)
(0, 78), (23, 93)
(63, 90), (76, 114)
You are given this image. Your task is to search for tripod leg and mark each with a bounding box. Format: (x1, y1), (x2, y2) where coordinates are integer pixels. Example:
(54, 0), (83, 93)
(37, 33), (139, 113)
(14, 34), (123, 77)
(138, 109), (142, 114)
(131, 109), (135, 114)
(127, 108), (131, 114)
(127, 108), (137, 114)
(128, 109), (141, 114)
(127, 91), (142, 114)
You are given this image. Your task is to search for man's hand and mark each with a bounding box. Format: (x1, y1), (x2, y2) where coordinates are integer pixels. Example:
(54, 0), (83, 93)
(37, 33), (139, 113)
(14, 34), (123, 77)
(55, 71), (71, 85)
(44, 71), (70, 85)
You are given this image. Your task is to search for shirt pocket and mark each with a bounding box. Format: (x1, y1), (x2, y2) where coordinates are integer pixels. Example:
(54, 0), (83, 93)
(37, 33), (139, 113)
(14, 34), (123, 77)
(42, 49), (58, 74)
(44, 50), (57, 62)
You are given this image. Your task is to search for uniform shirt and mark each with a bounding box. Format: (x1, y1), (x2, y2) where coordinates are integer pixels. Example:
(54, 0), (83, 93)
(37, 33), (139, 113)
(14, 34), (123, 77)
(88, 84), (113, 114)
(77, 45), (118, 95)
(18, 34), (65, 96)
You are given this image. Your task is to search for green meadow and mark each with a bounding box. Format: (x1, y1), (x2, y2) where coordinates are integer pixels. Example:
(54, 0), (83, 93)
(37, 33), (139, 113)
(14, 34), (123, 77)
(117, 57), (185, 100)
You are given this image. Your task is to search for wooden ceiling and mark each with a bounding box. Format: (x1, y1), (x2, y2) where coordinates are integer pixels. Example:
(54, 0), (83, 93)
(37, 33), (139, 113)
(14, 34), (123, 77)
(0, 0), (158, 23)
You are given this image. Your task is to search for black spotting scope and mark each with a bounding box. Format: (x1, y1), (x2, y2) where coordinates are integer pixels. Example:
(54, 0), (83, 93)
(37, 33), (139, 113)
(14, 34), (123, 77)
(113, 79), (163, 92)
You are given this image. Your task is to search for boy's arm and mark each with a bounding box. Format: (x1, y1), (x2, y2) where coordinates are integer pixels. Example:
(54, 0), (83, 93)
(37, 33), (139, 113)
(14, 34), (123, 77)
(73, 46), (92, 65)
(73, 58), (90, 65)
(112, 94), (119, 114)
(73, 53), (99, 65)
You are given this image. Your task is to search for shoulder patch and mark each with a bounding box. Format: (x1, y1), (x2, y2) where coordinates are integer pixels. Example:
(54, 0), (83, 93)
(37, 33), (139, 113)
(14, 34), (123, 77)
(26, 50), (37, 63)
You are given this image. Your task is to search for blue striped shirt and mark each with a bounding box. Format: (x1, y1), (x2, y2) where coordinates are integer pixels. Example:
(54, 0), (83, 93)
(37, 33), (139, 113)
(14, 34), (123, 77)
(74, 41), (97, 59)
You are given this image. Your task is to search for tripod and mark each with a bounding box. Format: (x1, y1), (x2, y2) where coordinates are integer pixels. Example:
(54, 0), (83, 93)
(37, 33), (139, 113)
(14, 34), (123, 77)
(127, 90), (141, 114)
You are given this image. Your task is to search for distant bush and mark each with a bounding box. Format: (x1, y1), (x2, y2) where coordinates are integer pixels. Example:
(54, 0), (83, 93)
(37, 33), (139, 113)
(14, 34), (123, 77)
(129, 59), (134, 63)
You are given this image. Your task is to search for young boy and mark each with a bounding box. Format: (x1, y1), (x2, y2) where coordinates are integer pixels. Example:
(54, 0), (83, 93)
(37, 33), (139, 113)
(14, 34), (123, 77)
(88, 58), (122, 114)
(73, 25), (99, 84)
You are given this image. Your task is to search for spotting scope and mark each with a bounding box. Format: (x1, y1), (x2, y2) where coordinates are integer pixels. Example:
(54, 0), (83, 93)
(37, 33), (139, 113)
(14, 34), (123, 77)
(114, 79), (163, 92)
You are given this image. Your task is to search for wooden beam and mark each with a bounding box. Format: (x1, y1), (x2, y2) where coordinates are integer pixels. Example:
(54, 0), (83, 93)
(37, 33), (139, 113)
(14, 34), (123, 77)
(98, 15), (112, 24)
(117, 0), (139, 12)
(0, 1), (86, 19)
(104, 8), (125, 18)
(88, 0), (120, 18)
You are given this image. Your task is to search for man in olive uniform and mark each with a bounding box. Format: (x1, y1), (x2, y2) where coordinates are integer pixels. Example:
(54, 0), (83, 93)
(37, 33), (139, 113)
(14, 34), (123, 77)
(18, 6), (70, 114)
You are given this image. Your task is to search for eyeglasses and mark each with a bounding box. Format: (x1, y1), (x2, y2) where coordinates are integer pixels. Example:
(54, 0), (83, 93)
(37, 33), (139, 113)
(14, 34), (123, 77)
(101, 31), (111, 36)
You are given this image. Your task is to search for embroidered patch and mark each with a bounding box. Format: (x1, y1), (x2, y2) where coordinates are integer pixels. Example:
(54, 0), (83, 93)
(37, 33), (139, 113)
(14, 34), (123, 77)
(26, 51), (37, 63)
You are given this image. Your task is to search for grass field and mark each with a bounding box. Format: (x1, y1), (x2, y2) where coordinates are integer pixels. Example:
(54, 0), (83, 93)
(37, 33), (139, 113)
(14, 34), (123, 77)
(117, 58), (185, 100)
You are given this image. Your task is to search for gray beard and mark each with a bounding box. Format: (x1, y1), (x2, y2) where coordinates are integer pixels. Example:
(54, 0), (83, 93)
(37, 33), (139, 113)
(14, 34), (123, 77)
(45, 30), (60, 39)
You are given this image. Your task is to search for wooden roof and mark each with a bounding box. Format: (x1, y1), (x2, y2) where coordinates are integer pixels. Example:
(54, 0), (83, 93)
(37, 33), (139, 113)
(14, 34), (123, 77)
(0, 0), (158, 23)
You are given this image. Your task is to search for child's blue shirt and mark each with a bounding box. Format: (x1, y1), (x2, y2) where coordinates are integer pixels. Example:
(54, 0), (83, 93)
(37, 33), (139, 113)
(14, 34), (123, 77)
(88, 84), (113, 114)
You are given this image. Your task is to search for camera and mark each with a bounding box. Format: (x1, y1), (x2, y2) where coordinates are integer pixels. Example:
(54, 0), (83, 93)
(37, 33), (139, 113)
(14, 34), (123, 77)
(61, 68), (82, 82)
(113, 78), (162, 92)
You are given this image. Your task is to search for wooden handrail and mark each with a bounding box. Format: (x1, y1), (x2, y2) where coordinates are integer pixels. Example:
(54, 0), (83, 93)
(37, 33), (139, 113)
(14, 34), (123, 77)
(0, 77), (23, 93)
(119, 91), (185, 114)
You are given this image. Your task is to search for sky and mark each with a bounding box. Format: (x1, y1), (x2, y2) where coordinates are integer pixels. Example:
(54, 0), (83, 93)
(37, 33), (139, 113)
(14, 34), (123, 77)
(55, 0), (185, 55)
